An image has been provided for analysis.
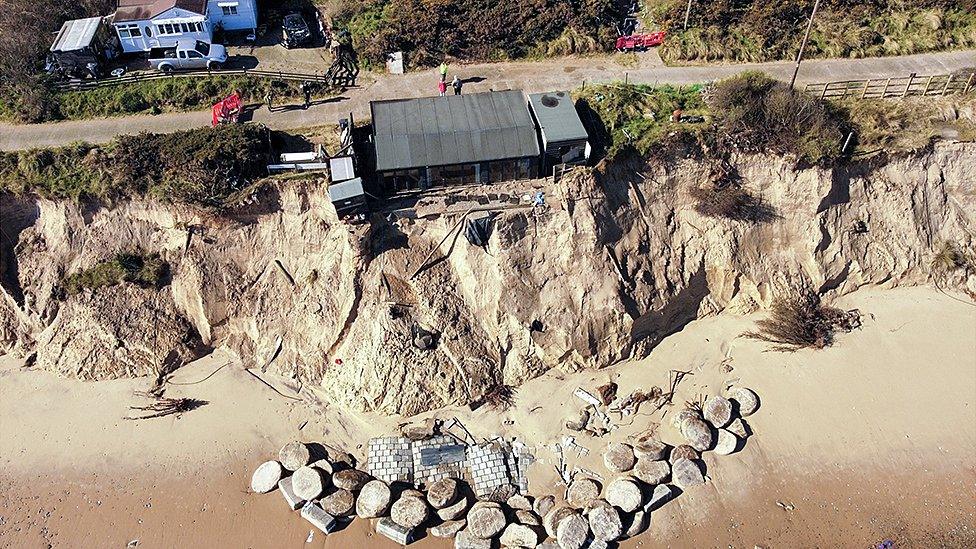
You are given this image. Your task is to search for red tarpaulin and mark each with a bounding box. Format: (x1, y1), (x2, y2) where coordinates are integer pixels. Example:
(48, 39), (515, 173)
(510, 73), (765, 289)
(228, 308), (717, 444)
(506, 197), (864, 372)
(212, 92), (243, 126)
(615, 31), (666, 52)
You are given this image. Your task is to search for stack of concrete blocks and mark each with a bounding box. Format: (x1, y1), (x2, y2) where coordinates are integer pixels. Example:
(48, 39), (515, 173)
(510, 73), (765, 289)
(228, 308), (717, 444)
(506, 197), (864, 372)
(511, 442), (534, 494)
(467, 442), (513, 498)
(367, 436), (414, 484)
(411, 435), (468, 489)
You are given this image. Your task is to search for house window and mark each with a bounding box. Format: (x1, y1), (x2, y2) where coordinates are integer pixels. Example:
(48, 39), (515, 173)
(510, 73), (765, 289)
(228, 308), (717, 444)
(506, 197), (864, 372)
(221, 5), (238, 16)
(116, 24), (142, 39)
(157, 23), (183, 35)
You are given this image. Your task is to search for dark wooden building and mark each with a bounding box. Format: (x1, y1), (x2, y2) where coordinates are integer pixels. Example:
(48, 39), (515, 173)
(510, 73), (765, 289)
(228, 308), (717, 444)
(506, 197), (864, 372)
(370, 90), (541, 193)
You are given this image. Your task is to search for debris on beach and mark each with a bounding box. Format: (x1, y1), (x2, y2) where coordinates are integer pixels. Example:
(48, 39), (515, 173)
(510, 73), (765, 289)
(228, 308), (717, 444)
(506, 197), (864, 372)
(247, 386), (761, 545)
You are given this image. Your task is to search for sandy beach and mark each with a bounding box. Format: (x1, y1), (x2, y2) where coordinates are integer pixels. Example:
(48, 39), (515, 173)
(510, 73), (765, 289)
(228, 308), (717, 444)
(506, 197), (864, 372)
(2, 285), (975, 548)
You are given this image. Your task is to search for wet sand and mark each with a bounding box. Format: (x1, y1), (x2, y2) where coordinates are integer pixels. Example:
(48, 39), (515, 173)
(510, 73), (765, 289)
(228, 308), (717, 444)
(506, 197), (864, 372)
(2, 286), (974, 548)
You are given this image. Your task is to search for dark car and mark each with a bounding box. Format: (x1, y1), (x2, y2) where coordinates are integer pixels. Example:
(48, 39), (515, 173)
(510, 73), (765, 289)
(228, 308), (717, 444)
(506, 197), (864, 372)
(282, 13), (311, 49)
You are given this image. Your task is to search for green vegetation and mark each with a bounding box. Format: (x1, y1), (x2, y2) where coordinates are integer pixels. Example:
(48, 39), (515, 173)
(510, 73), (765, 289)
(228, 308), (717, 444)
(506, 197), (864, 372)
(648, 1), (976, 64)
(576, 83), (706, 158)
(333, 0), (615, 67)
(745, 292), (860, 351)
(706, 72), (845, 165)
(0, 75), (334, 123)
(578, 72), (844, 165)
(0, 124), (271, 205)
(63, 253), (169, 295)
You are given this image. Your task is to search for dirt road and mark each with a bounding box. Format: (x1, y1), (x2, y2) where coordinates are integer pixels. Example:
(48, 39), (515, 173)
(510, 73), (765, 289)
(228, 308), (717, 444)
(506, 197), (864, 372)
(1, 49), (973, 151)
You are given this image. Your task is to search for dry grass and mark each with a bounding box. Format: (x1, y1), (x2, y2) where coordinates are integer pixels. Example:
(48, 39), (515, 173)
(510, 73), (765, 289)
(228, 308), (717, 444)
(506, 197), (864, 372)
(840, 95), (976, 154)
(932, 241), (973, 273)
(125, 397), (208, 420)
(482, 384), (518, 410)
(690, 184), (777, 223)
(745, 292), (861, 351)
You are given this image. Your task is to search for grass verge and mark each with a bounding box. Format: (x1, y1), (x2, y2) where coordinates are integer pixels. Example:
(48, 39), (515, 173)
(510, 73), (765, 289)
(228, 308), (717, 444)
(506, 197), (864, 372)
(0, 124), (272, 205)
(0, 76), (335, 123)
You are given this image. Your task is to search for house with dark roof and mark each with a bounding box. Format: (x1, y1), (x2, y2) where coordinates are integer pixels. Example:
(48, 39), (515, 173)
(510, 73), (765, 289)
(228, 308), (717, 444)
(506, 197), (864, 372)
(370, 90), (542, 192)
(112, 0), (257, 53)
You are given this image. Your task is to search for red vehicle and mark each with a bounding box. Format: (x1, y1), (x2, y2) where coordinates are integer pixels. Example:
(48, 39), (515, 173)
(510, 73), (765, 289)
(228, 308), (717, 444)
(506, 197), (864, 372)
(615, 31), (666, 52)
(211, 92), (243, 126)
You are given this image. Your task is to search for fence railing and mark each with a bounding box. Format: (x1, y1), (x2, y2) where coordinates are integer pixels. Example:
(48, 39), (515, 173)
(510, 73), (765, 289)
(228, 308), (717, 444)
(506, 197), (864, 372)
(54, 67), (335, 92)
(804, 71), (975, 101)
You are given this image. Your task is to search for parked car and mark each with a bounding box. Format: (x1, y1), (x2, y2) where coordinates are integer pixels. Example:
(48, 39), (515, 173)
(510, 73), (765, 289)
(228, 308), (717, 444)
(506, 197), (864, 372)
(282, 13), (312, 49)
(149, 39), (227, 72)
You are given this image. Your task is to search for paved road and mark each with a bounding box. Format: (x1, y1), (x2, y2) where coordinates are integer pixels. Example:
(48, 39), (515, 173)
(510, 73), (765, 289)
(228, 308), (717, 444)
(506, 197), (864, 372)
(1, 49), (973, 151)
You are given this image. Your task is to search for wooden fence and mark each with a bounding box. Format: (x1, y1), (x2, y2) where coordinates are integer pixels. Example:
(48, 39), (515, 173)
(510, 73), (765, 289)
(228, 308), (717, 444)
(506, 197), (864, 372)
(804, 71), (976, 101)
(54, 67), (334, 92)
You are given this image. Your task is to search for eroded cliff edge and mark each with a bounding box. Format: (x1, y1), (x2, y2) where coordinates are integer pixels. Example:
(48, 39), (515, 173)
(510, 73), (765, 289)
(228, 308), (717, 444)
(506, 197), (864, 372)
(2, 142), (973, 415)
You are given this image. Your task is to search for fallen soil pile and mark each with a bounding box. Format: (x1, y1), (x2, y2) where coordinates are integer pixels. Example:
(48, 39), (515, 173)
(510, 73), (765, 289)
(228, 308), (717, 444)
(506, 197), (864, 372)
(1, 142), (973, 414)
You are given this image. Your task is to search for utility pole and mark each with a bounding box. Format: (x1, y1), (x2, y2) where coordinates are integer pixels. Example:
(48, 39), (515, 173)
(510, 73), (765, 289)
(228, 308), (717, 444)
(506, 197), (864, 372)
(789, 0), (822, 89)
(683, 0), (693, 31)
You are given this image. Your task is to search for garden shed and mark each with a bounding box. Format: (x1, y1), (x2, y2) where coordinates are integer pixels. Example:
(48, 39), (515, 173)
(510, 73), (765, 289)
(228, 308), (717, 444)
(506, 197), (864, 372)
(527, 91), (590, 174)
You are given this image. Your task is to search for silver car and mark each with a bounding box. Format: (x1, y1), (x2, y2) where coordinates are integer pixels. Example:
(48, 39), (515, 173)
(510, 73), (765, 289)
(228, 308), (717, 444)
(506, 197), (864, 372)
(149, 39), (228, 72)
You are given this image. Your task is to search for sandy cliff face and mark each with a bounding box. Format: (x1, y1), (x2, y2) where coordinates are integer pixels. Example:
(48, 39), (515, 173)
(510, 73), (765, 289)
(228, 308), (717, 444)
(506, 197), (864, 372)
(1, 143), (973, 415)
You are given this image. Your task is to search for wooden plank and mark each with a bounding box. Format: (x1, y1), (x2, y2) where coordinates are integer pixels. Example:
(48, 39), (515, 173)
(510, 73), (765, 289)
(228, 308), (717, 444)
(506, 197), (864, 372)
(941, 74), (953, 96)
(902, 74), (914, 98)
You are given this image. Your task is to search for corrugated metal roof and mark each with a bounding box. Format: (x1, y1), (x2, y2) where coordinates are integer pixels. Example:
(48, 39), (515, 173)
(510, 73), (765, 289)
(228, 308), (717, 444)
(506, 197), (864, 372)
(528, 91), (589, 145)
(51, 17), (102, 52)
(371, 90), (541, 172)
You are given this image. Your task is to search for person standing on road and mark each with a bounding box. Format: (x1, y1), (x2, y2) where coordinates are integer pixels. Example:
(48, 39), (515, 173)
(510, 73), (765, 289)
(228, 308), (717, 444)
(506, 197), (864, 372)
(301, 81), (312, 109)
(439, 61), (448, 82)
(452, 75), (462, 95)
(438, 79), (447, 96)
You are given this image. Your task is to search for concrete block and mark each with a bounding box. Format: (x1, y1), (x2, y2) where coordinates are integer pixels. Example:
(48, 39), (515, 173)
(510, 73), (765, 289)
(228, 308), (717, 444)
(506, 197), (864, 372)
(377, 516), (414, 545)
(278, 476), (305, 510)
(301, 501), (337, 533)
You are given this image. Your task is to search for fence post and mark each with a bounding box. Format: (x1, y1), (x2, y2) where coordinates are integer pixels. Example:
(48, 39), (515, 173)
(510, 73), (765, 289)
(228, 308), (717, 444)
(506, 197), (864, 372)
(902, 73), (915, 97)
(922, 75), (934, 96)
(625, 72), (628, 85)
(881, 77), (891, 99)
(965, 72), (975, 94)
(860, 79), (870, 99)
(820, 83), (828, 100)
(941, 74), (953, 96)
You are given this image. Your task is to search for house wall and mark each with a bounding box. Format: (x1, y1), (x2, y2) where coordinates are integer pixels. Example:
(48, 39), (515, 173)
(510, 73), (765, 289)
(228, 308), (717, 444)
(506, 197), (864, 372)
(208, 0), (258, 31)
(114, 7), (211, 53)
(378, 157), (538, 194)
(541, 139), (588, 174)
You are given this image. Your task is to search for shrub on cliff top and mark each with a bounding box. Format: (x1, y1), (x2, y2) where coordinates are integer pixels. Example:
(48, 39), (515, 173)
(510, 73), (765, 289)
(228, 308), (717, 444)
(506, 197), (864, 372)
(0, 124), (271, 205)
(707, 72), (846, 165)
